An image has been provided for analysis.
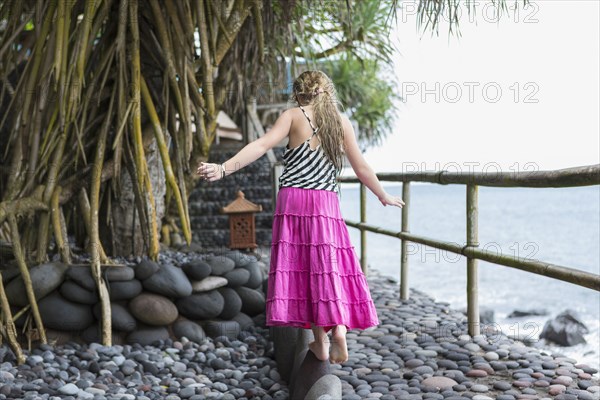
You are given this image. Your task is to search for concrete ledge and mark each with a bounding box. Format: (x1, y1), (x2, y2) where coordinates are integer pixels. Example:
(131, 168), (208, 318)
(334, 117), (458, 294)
(271, 326), (342, 400)
(304, 374), (342, 400)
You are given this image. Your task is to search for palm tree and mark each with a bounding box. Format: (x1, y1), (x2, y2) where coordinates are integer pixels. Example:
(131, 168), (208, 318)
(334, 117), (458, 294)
(0, 0), (277, 354)
(0, 0), (520, 354)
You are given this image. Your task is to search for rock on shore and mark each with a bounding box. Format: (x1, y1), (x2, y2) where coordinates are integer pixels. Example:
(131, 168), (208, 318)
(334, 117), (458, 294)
(540, 309), (590, 346)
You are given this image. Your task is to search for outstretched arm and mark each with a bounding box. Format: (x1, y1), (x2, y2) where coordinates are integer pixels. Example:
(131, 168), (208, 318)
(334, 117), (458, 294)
(197, 109), (293, 181)
(342, 115), (405, 208)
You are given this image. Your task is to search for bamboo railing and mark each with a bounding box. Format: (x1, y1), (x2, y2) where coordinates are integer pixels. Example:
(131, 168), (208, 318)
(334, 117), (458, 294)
(338, 164), (600, 336)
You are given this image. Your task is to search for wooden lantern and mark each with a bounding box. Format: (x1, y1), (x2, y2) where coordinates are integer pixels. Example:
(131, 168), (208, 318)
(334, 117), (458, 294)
(220, 190), (263, 250)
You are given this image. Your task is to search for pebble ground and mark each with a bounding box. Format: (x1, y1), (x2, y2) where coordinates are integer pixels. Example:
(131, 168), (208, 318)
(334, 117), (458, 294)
(333, 270), (599, 400)
(0, 248), (598, 400)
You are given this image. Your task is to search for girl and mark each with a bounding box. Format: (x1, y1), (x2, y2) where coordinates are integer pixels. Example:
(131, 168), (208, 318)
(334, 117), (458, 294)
(197, 70), (405, 364)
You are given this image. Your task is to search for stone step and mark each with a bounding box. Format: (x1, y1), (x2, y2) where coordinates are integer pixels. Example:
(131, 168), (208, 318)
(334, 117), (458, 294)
(190, 186), (273, 203)
(190, 200), (274, 215)
(192, 228), (272, 248)
(191, 213), (273, 229)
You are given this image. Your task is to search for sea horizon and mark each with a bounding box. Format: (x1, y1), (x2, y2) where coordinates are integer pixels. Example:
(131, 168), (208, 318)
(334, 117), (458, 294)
(339, 183), (600, 370)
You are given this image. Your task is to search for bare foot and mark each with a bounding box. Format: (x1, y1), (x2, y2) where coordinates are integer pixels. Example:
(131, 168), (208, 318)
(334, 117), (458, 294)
(329, 325), (348, 364)
(308, 339), (330, 361)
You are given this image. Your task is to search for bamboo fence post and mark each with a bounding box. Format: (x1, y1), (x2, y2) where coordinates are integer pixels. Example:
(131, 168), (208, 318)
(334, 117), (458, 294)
(0, 273), (25, 365)
(360, 183), (367, 274)
(400, 181), (411, 300)
(8, 215), (47, 344)
(466, 184), (480, 336)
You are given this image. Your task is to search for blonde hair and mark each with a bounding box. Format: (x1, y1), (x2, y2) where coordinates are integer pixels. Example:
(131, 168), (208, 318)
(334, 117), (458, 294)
(290, 70), (345, 172)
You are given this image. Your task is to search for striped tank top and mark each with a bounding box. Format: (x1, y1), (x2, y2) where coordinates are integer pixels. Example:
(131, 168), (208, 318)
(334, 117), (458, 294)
(278, 106), (340, 193)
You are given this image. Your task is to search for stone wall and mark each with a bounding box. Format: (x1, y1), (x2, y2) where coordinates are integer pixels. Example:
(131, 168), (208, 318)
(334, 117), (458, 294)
(189, 141), (285, 249)
(1, 249), (268, 346)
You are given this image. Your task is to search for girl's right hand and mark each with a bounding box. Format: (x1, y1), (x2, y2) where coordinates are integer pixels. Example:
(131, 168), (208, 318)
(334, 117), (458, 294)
(379, 193), (405, 208)
(196, 162), (224, 182)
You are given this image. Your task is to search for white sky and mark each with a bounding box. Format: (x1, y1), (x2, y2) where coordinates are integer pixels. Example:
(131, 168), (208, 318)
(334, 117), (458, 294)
(361, 0), (600, 174)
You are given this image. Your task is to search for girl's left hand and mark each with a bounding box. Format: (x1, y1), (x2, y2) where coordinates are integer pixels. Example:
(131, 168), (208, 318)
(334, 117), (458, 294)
(378, 192), (405, 208)
(196, 162), (223, 182)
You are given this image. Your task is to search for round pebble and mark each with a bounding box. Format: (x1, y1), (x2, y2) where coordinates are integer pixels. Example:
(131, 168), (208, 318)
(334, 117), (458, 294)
(471, 384), (489, 392)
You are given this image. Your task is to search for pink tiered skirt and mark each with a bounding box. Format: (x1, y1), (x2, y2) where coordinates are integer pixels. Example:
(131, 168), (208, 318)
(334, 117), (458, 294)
(266, 186), (380, 330)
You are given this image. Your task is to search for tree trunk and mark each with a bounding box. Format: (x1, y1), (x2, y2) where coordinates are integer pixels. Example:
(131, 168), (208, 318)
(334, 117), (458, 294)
(107, 140), (166, 256)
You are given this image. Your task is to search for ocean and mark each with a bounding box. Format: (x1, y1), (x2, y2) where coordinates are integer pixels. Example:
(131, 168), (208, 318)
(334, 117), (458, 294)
(339, 182), (600, 370)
